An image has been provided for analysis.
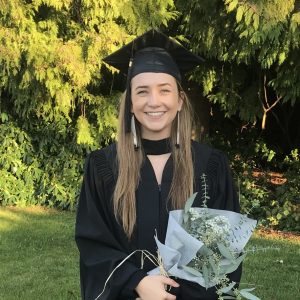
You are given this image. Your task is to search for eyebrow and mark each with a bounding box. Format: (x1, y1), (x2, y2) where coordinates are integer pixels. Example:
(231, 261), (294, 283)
(135, 83), (172, 90)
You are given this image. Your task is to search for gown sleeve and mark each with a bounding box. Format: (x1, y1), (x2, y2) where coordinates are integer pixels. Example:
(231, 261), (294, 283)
(207, 149), (240, 212)
(174, 146), (242, 300)
(75, 151), (146, 300)
(209, 149), (243, 290)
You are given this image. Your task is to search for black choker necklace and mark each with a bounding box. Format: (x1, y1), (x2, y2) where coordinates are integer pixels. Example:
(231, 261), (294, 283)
(141, 138), (172, 155)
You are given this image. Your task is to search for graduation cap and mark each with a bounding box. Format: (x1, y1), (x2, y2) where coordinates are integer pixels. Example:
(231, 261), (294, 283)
(103, 29), (204, 133)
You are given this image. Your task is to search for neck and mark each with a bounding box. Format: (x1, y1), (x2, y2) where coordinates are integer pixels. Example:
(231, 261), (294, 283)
(141, 137), (171, 155)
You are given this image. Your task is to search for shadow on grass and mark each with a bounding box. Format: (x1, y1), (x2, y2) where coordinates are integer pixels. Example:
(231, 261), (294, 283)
(0, 207), (81, 300)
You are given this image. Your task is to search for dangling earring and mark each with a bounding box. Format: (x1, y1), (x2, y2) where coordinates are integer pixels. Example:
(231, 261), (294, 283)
(131, 114), (139, 150)
(176, 111), (180, 148)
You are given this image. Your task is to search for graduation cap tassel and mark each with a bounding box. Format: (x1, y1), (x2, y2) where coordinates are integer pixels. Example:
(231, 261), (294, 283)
(125, 57), (139, 150)
(131, 114), (139, 150)
(176, 111), (180, 148)
(125, 58), (133, 134)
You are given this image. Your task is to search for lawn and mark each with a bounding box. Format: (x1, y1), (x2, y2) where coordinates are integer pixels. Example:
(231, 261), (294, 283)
(0, 207), (80, 300)
(0, 207), (299, 300)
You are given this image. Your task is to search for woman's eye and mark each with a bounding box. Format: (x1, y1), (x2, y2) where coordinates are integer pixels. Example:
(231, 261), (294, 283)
(137, 90), (147, 95)
(161, 89), (171, 94)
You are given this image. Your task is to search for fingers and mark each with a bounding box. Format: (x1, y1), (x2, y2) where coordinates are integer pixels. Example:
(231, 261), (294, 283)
(161, 276), (180, 288)
(136, 296), (175, 300)
(166, 294), (177, 300)
(136, 294), (176, 300)
(135, 275), (178, 300)
(162, 276), (179, 299)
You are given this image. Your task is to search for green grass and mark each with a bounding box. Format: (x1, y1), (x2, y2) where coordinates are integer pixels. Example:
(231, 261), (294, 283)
(0, 207), (299, 300)
(0, 207), (80, 300)
(241, 232), (300, 300)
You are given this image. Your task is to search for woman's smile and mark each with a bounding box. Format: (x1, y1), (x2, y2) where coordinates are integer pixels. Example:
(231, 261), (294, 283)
(131, 72), (183, 140)
(145, 111), (166, 118)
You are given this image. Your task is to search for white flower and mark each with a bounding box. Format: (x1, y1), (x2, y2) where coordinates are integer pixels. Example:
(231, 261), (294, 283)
(205, 216), (231, 239)
(189, 207), (201, 221)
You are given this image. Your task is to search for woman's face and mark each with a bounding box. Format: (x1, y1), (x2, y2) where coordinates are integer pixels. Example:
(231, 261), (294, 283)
(131, 72), (183, 140)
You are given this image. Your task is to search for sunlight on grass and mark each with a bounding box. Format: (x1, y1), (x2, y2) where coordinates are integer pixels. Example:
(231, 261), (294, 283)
(0, 206), (80, 300)
(0, 206), (299, 300)
(0, 208), (23, 230)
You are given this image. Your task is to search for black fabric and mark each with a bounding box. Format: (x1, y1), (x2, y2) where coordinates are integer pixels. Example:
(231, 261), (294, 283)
(141, 138), (172, 155)
(75, 141), (242, 300)
(103, 30), (204, 78)
(130, 47), (181, 82)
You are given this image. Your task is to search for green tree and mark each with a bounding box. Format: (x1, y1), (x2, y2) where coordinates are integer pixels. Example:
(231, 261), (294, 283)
(174, 0), (300, 136)
(0, 0), (176, 207)
(169, 0), (300, 230)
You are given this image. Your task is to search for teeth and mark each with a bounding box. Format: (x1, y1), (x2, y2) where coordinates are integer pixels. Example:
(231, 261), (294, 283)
(146, 112), (164, 116)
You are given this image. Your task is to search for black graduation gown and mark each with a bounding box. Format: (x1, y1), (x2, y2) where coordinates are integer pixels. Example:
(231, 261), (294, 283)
(75, 141), (242, 300)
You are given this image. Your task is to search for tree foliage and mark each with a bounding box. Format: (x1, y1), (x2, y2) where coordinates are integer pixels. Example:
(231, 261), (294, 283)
(174, 0), (300, 129)
(0, 0), (177, 137)
(0, 0), (176, 208)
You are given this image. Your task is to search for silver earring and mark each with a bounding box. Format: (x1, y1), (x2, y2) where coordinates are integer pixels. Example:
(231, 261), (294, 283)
(176, 111), (180, 148)
(131, 114), (138, 150)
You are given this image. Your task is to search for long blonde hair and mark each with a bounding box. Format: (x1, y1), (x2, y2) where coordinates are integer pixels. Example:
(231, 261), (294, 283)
(113, 84), (194, 238)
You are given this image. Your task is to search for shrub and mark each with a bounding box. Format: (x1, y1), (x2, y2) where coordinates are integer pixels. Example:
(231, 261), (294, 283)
(204, 133), (300, 231)
(0, 114), (87, 210)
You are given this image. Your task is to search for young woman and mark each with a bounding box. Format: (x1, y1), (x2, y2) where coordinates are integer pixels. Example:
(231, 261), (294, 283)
(75, 30), (241, 300)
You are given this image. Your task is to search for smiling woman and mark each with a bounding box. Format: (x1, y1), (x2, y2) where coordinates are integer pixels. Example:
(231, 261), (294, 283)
(131, 72), (182, 140)
(75, 30), (242, 300)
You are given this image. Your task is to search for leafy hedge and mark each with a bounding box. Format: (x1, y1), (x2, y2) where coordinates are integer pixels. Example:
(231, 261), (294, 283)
(1, 0), (173, 210)
(206, 131), (300, 232)
(237, 151), (300, 232)
(0, 113), (87, 210)
(1, 111), (299, 231)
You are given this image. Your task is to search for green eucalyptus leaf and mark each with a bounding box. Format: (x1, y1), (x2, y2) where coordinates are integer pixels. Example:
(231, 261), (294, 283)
(240, 288), (256, 292)
(217, 243), (235, 260)
(184, 192), (198, 213)
(219, 281), (236, 293)
(202, 264), (209, 289)
(182, 265), (203, 277)
(198, 245), (214, 256)
(240, 289), (260, 300)
(225, 289), (235, 296)
(183, 213), (189, 224)
(220, 253), (246, 274)
(208, 256), (218, 274)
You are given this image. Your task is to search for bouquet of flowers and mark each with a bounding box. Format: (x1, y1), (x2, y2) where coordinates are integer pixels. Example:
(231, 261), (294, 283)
(148, 191), (259, 300)
(96, 176), (260, 300)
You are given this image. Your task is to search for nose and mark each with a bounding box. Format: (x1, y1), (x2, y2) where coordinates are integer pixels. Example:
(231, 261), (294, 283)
(147, 90), (160, 107)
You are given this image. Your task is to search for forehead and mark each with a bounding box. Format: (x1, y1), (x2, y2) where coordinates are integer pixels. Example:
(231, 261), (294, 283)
(131, 72), (177, 88)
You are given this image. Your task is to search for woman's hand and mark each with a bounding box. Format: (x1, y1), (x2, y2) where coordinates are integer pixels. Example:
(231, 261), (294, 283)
(135, 275), (179, 300)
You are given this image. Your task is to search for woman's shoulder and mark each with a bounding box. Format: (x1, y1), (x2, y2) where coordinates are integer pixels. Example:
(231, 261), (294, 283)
(191, 140), (230, 175)
(191, 140), (228, 159)
(89, 142), (117, 160)
(85, 142), (117, 182)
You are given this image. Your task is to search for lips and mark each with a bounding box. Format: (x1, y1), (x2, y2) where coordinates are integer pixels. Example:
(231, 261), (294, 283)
(145, 112), (165, 117)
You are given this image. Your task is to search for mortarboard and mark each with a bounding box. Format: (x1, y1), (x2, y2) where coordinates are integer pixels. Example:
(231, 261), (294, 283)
(103, 29), (204, 133)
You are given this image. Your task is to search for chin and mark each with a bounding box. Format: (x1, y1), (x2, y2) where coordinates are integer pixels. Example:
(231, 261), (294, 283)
(142, 128), (171, 139)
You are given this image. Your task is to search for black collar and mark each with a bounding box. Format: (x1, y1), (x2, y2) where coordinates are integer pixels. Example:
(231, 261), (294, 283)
(141, 138), (171, 155)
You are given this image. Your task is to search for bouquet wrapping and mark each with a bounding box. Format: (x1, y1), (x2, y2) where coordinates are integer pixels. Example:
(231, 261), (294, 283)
(148, 195), (257, 290)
